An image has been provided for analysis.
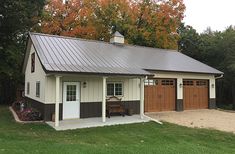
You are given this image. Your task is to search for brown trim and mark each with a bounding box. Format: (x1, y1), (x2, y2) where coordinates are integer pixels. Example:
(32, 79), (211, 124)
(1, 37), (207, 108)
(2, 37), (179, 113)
(80, 102), (102, 118)
(209, 98), (216, 109)
(25, 97), (63, 121)
(25, 97), (140, 121)
(176, 99), (183, 111)
(123, 101), (140, 114)
(80, 101), (140, 118)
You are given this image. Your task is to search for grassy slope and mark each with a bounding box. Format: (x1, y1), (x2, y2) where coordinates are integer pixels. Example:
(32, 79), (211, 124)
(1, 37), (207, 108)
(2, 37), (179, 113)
(0, 105), (235, 154)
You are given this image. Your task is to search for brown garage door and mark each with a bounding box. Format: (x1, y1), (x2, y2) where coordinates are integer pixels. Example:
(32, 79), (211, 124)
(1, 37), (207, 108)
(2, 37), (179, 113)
(144, 79), (176, 112)
(183, 80), (209, 110)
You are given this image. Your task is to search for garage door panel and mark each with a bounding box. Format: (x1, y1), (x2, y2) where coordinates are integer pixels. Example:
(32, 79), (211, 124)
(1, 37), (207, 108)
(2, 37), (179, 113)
(183, 80), (208, 110)
(145, 79), (176, 112)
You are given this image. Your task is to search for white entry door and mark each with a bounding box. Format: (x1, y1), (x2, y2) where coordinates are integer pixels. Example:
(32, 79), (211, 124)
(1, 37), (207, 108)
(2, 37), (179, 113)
(63, 82), (80, 119)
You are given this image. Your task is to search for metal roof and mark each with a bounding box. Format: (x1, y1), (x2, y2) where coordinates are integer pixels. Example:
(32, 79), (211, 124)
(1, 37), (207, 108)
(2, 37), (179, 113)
(29, 32), (223, 76)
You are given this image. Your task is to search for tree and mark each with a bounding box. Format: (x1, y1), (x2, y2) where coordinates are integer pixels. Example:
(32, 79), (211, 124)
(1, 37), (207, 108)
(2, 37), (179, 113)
(93, 0), (132, 41)
(0, 0), (45, 104)
(178, 24), (202, 57)
(217, 27), (235, 109)
(179, 25), (235, 109)
(36, 0), (97, 39)
(36, 0), (185, 49)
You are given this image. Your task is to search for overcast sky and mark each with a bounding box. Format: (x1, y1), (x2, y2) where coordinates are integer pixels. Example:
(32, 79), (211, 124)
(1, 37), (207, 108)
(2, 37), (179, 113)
(183, 0), (235, 33)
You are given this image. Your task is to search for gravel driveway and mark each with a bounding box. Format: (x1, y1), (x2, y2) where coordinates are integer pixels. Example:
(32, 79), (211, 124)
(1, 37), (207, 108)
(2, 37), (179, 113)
(146, 109), (235, 133)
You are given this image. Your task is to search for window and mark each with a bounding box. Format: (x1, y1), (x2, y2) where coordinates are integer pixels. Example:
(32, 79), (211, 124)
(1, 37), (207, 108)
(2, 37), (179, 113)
(196, 80), (207, 86)
(183, 80), (194, 86)
(144, 79), (158, 86)
(107, 82), (123, 96)
(161, 80), (174, 85)
(27, 82), (30, 95)
(115, 83), (122, 96)
(36, 81), (40, 97)
(107, 83), (114, 96)
(31, 53), (35, 73)
(66, 85), (77, 101)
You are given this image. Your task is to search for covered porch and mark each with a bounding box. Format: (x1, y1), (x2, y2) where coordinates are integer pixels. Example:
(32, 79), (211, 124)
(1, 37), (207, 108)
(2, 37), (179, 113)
(47, 115), (150, 131)
(50, 74), (146, 130)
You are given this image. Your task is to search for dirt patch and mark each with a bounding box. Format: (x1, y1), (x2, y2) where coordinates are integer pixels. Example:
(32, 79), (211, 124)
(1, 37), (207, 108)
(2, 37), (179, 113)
(146, 109), (235, 134)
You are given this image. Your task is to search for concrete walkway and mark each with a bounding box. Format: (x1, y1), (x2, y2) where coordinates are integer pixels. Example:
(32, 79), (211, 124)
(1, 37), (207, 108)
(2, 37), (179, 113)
(47, 115), (150, 131)
(146, 109), (235, 134)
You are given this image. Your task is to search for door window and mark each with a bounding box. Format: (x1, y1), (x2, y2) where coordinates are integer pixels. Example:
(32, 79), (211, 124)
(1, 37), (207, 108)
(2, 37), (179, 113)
(66, 85), (76, 101)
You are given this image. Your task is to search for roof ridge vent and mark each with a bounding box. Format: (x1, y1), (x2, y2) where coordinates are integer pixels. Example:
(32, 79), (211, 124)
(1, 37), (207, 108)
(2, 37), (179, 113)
(110, 31), (124, 45)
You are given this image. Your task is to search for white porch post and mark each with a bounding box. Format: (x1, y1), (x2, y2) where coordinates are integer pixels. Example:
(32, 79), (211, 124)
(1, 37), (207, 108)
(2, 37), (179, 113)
(140, 77), (145, 119)
(55, 76), (61, 127)
(102, 76), (107, 122)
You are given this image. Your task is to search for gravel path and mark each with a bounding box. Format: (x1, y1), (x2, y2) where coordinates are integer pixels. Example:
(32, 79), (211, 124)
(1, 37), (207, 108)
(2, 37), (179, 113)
(146, 109), (235, 133)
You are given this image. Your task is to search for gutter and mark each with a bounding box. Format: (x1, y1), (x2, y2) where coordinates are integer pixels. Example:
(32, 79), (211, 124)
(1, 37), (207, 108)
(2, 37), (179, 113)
(215, 74), (223, 79)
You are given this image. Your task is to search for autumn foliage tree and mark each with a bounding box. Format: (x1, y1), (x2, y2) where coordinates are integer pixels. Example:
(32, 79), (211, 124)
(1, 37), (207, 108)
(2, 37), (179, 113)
(36, 0), (185, 49)
(37, 0), (97, 39)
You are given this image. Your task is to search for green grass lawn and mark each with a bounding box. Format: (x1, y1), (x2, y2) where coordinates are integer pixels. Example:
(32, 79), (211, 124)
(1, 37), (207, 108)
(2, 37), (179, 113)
(0, 105), (235, 154)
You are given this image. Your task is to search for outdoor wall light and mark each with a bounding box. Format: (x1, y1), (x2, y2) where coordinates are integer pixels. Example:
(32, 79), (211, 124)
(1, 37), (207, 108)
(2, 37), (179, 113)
(179, 83), (183, 88)
(83, 81), (87, 88)
(211, 84), (215, 88)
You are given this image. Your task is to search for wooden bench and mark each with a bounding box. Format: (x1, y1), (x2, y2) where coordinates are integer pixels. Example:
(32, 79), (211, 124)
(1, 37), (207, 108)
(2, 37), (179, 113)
(106, 96), (125, 118)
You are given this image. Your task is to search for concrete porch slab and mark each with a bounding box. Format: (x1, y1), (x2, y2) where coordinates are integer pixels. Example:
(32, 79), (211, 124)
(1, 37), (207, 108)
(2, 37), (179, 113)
(47, 115), (150, 131)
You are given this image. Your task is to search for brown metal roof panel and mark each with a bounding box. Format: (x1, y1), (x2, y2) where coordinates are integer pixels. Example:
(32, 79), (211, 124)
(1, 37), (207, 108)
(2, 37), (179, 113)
(29, 33), (223, 75)
(30, 34), (49, 64)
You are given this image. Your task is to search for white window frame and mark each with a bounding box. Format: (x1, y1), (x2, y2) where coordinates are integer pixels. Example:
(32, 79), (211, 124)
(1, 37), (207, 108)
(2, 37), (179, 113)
(106, 82), (123, 97)
(36, 81), (40, 97)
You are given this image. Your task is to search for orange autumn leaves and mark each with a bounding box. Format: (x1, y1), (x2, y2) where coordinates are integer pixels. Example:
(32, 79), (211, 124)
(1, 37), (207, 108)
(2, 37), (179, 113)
(37, 0), (185, 49)
(38, 0), (97, 39)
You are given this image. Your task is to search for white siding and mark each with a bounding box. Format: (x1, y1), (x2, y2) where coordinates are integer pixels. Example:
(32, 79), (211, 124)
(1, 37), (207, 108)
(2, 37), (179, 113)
(24, 45), (46, 102)
(44, 76), (140, 104)
(107, 78), (140, 101)
(153, 71), (216, 99)
(44, 71), (216, 105)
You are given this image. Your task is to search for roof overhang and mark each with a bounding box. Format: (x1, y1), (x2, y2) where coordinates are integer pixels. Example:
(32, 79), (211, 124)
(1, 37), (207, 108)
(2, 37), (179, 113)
(144, 69), (224, 76)
(45, 70), (153, 78)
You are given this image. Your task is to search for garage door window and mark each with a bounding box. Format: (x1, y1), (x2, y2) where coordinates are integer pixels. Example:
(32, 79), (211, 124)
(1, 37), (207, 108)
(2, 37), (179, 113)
(196, 80), (207, 86)
(144, 79), (158, 85)
(161, 80), (174, 85)
(183, 80), (194, 86)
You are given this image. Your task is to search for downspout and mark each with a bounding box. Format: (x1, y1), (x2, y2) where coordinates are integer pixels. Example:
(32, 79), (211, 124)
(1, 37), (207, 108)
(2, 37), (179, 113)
(215, 74), (223, 79)
(214, 74), (224, 108)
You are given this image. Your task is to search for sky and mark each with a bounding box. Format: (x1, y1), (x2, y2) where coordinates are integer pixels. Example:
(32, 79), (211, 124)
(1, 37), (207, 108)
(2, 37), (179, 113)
(183, 0), (235, 33)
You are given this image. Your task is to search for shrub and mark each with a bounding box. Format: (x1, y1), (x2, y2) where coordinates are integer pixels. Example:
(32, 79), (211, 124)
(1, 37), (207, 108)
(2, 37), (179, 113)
(12, 101), (42, 121)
